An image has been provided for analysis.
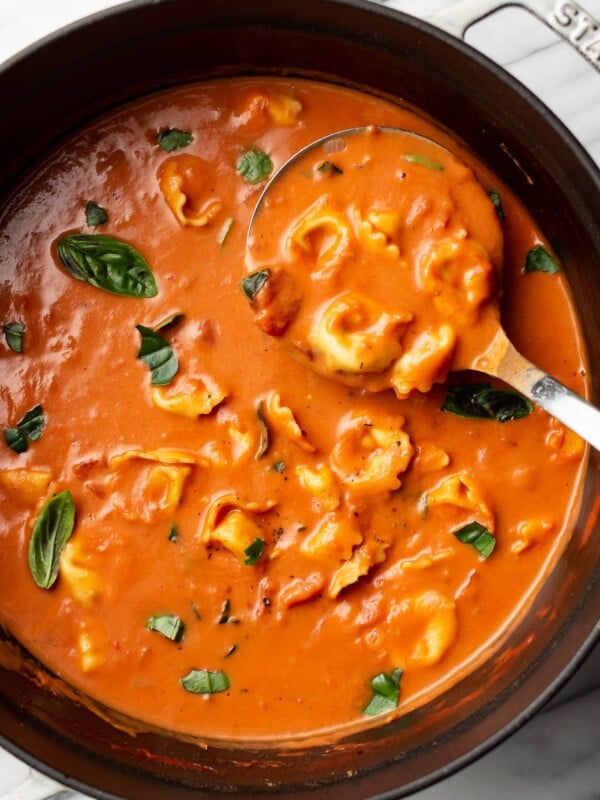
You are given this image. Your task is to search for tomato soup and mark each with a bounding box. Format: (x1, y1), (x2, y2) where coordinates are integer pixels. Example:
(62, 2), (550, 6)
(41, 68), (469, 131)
(0, 78), (588, 741)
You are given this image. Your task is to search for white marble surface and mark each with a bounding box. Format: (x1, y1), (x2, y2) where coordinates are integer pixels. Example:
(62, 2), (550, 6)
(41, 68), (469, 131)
(0, 0), (599, 797)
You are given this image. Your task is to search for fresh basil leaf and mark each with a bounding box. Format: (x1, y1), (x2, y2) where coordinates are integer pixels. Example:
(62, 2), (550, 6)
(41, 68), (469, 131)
(488, 189), (505, 221)
(28, 490), (76, 589)
(56, 234), (158, 298)
(243, 537), (265, 566)
(255, 400), (270, 459)
(153, 313), (184, 333)
(442, 383), (532, 422)
(525, 244), (561, 274)
(180, 669), (230, 694)
(242, 269), (270, 301)
(146, 613), (185, 642)
(4, 404), (45, 453)
(136, 324), (179, 386)
(363, 668), (402, 716)
(453, 521), (496, 559)
(3, 427), (27, 453)
(85, 200), (108, 226)
(3, 322), (25, 353)
(272, 460), (285, 473)
(168, 522), (179, 542)
(236, 148), (273, 184)
(317, 160), (343, 175)
(156, 128), (193, 152)
(403, 153), (443, 172)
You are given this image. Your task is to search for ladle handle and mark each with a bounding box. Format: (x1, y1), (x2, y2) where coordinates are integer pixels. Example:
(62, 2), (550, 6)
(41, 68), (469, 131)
(487, 331), (600, 450)
(429, 0), (600, 73)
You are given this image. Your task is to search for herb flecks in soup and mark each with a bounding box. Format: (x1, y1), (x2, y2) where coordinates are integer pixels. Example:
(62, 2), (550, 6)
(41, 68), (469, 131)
(0, 79), (587, 741)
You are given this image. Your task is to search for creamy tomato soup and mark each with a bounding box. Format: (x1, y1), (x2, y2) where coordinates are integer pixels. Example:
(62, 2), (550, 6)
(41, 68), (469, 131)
(0, 78), (588, 741)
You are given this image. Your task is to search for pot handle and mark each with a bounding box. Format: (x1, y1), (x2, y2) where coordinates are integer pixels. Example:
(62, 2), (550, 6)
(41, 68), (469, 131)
(429, 0), (600, 72)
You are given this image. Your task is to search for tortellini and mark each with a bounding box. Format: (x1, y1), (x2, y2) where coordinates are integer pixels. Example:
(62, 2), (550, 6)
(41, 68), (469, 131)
(385, 590), (458, 668)
(0, 468), (53, 503)
(263, 391), (315, 453)
(287, 197), (352, 278)
(331, 413), (413, 495)
(61, 538), (104, 608)
(151, 376), (227, 418)
(390, 324), (456, 398)
(158, 154), (222, 227)
(109, 448), (198, 523)
(309, 293), (410, 374)
(200, 494), (275, 562)
(425, 472), (494, 532)
(352, 207), (402, 259)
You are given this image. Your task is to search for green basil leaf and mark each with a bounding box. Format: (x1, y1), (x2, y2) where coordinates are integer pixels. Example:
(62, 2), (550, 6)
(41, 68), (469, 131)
(28, 490), (76, 589)
(180, 669), (230, 694)
(243, 537), (265, 566)
(168, 522), (179, 542)
(272, 460), (285, 473)
(255, 400), (270, 459)
(363, 668), (402, 716)
(4, 405), (45, 453)
(56, 234), (158, 298)
(403, 153), (443, 172)
(153, 313), (184, 333)
(236, 148), (273, 184)
(488, 189), (505, 221)
(85, 201), (108, 226)
(3, 427), (27, 453)
(242, 269), (270, 301)
(146, 613), (185, 642)
(157, 128), (193, 152)
(317, 160), (343, 175)
(453, 521), (496, 559)
(136, 324), (179, 386)
(525, 244), (561, 274)
(3, 322), (25, 353)
(442, 383), (532, 422)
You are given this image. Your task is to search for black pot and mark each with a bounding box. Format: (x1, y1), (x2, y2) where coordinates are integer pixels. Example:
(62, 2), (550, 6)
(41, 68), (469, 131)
(0, 1), (599, 798)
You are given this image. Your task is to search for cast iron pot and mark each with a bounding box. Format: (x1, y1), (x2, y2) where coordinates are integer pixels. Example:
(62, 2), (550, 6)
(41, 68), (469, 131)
(0, 1), (599, 797)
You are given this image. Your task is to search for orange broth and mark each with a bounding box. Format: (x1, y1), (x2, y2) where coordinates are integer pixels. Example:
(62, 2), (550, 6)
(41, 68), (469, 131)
(0, 78), (588, 741)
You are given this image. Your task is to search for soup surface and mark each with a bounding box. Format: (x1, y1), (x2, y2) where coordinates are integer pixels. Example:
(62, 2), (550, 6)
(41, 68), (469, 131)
(0, 78), (588, 741)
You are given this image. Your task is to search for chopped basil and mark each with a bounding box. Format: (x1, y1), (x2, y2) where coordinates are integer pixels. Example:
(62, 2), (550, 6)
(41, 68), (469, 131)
(85, 200), (108, 226)
(242, 269), (270, 301)
(180, 668), (230, 694)
(152, 312), (184, 333)
(453, 521), (496, 559)
(363, 668), (402, 716)
(28, 491), (76, 589)
(272, 460), (285, 473)
(136, 324), (179, 386)
(403, 153), (443, 172)
(217, 217), (235, 248)
(243, 537), (265, 566)
(168, 522), (179, 542)
(56, 234), (158, 298)
(3, 322), (25, 353)
(156, 128), (193, 152)
(255, 400), (270, 459)
(442, 382), (532, 422)
(488, 189), (505, 221)
(317, 160), (343, 175)
(236, 148), (273, 184)
(146, 613), (185, 642)
(525, 244), (561, 274)
(4, 404), (45, 453)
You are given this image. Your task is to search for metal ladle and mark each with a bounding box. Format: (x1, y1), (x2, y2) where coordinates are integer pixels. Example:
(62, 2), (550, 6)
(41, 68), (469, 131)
(247, 127), (600, 451)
